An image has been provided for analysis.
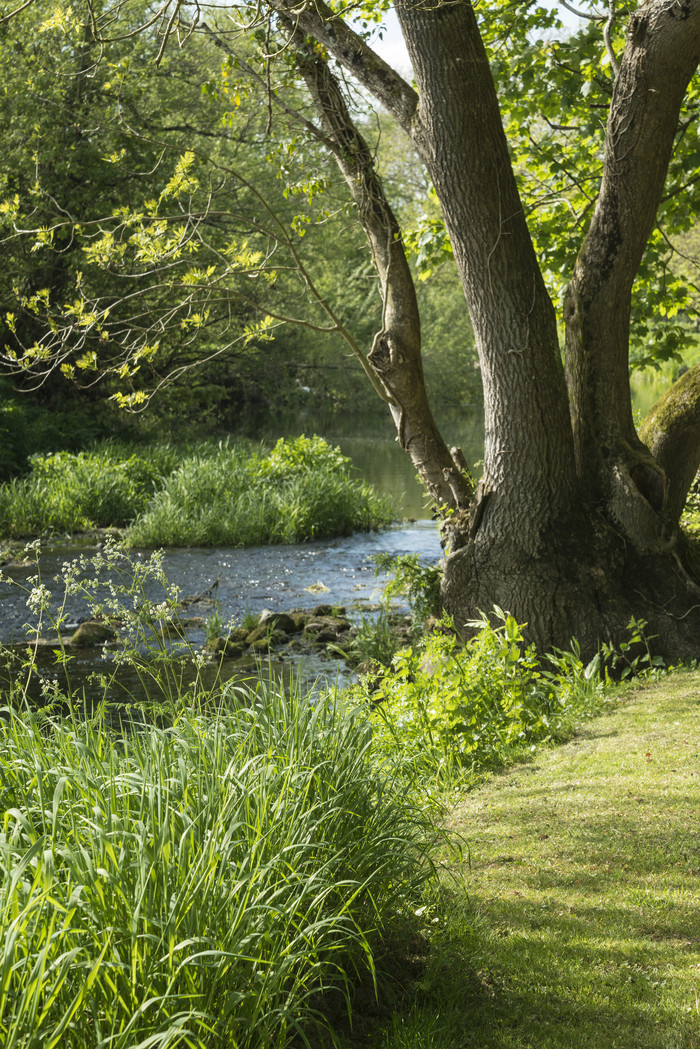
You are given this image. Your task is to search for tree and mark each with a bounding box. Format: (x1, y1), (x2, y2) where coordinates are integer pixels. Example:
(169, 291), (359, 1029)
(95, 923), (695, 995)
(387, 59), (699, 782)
(3, 0), (700, 658)
(220, 0), (700, 658)
(0, 0), (396, 418)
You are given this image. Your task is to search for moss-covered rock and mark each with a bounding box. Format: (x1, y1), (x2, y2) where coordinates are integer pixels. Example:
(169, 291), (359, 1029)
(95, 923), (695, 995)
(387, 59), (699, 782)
(258, 609), (299, 634)
(208, 637), (247, 659)
(70, 621), (117, 646)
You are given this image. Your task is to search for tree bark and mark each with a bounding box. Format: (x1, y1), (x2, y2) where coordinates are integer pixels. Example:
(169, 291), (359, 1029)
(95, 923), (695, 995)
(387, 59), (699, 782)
(396, 0), (579, 531)
(640, 364), (700, 527)
(292, 46), (473, 510)
(268, 0), (418, 131)
(565, 0), (700, 542)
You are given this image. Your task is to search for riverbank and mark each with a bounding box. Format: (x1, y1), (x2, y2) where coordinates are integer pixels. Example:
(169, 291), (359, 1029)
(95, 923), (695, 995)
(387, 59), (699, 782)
(0, 598), (621, 1049)
(364, 670), (700, 1048)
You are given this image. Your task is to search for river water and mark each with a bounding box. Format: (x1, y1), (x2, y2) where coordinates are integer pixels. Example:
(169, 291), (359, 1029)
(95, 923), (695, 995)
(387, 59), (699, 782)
(0, 387), (674, 700)
(0, 520), (442, 645)
(0, 408), (482, 699)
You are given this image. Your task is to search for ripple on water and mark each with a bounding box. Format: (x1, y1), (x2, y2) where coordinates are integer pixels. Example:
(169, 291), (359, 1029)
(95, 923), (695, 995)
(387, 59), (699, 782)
(0, 522), (442, 701)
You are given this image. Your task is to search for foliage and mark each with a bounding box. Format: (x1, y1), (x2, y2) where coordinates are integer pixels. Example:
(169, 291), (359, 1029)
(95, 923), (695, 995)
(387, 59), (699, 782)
(126, 436), (393, 547)
(0, 538), (649, 1047)
(0, 0), (415, 417)
(0, 540), (439, 1047)
(0, 436), (393, 543)
(597, 616), (667, 681)
(334, 609), (409, 669)
(400, 2), (700, 371)
(373, 552), (443, 627)
(0, 441), (176, 535)
(0, 382), (125, 481)
(363, 609), (606, 791)
(255, 434), (351, 480)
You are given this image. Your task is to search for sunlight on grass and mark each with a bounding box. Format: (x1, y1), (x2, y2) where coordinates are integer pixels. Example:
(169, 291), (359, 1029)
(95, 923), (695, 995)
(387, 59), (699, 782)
(366, 672), (700, 1049)
(2, 544), (699, 1047)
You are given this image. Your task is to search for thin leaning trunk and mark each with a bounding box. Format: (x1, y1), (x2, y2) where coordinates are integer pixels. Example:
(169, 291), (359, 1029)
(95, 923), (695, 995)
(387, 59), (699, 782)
(292, 44), (473, 511)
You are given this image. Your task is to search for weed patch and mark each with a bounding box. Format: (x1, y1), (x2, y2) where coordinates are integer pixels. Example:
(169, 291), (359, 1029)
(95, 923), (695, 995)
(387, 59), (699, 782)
(356, 609), (609, 793)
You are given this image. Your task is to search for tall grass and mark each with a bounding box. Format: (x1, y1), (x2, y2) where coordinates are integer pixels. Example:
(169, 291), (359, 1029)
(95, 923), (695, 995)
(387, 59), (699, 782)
(0, 436), (392, 544)
(0, 441), (180, 536)
(0, 685), (435, 1049)
(0, 546), (628, 1047)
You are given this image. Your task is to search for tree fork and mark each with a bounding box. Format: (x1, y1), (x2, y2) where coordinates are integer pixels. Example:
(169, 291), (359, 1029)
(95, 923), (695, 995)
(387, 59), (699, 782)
(565, 0), (700, 517)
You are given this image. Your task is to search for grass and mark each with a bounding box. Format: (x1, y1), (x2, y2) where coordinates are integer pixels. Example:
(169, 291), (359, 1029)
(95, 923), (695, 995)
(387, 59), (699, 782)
(0, 435), (392, 545)
(0, 684), (436, 1049)
(363, 669), (700, 1048)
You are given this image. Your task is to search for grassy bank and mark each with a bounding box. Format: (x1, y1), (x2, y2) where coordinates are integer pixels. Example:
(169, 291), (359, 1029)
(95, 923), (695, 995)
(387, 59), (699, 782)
(0, 435), (392, 545)
(0, 685), (435, 1049)
(367, 670), (700, 1048)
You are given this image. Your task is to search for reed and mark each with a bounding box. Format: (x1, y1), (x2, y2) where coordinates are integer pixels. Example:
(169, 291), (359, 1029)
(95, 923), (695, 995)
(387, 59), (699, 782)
(0, 684), (435, 1049)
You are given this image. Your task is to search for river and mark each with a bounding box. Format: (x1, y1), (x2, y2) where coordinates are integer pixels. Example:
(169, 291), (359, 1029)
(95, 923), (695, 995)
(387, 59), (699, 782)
(0, 409), (484, 700)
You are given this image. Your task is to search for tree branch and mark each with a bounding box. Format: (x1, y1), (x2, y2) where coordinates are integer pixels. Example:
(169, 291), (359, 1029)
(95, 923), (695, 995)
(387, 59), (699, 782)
(565, 0), (700, 498)
(266, 0), (418, 133)
(290, 38), (473, 509)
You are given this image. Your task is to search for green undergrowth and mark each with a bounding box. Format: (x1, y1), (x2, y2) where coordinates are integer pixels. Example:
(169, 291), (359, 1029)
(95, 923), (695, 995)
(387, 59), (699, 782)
(0, 435), (392, 545)
(360, 670), (700, 1049)
(0, 686), (436, 1049)
(357, 609), (612, 795)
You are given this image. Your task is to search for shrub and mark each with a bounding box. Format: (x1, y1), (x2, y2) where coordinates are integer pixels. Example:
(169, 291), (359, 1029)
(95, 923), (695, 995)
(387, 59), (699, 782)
(0, 443), (168, 535)
(0, 436), (393, 544)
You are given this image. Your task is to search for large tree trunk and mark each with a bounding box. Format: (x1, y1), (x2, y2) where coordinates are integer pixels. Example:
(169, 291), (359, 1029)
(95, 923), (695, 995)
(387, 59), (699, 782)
(270, 0), (700, 658)
(394, 0), (604, 647)
(564, 0), (700, 549)
(396, 0), (700, 656)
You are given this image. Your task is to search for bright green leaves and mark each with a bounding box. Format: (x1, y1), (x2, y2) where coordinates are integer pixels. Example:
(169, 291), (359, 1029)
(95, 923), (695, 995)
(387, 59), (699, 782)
(468, 0), (700, 370)
(403, 210), (452, 282)
(242, 315), (275, 344)
(0, 195), (20, 225)
(160, 151), (199, 202)
(37, 3), (83, 35)
(486, 13), (617, 304)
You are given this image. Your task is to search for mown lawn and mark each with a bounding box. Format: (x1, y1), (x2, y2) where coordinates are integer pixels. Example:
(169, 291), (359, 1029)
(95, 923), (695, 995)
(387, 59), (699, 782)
(367, 670), (700, 1049)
